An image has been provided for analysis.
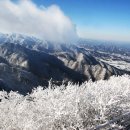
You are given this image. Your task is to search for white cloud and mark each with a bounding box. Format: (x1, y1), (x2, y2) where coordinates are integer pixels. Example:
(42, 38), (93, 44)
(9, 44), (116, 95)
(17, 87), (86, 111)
(0, 0), (78, 43)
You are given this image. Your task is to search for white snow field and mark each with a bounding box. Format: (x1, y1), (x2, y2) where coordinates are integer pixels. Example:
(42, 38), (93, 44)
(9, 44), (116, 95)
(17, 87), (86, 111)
(0, 75), (130, 130)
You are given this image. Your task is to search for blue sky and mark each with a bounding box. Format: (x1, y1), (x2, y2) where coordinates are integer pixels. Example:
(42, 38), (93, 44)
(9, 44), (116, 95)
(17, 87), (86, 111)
(32, 0), (130, 42)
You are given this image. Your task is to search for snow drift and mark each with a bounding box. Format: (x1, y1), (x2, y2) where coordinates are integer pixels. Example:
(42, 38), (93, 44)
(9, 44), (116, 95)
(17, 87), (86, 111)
(0, 75), (130, 130)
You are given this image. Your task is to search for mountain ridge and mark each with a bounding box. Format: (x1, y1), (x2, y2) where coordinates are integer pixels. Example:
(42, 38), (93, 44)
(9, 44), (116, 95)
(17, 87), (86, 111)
(0, 33), (129, 94)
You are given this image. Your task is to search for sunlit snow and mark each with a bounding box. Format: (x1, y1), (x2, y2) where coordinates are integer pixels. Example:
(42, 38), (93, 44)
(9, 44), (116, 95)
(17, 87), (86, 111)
(0, 75), (130, 130)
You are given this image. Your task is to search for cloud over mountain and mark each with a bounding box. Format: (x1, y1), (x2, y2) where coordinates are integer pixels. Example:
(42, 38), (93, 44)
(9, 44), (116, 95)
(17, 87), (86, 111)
(0, 0), (78, 43)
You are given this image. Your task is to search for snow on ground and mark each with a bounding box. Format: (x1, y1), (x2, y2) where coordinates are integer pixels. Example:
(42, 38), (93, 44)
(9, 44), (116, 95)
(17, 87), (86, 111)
(101, 59), (130, 71)
(0, 75), (130, 130)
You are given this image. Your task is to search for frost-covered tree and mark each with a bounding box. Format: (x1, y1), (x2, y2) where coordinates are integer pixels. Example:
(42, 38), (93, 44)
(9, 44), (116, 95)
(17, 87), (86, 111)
(0, 75), (130, 130)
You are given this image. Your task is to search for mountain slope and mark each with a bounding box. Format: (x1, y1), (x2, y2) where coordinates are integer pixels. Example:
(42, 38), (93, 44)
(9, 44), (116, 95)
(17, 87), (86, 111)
(0, 42), (86, 93)
(0, 33), (129, 93)
(54, 45), (127, 81)
(0, 61), (39, 94)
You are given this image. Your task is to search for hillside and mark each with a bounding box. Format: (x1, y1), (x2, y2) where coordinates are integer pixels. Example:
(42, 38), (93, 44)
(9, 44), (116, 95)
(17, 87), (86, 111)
(0, 34), (129, 93)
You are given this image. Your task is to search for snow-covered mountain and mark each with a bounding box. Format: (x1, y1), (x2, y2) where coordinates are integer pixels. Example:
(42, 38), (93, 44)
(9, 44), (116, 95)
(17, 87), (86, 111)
(0, 33), (129, 94)
(78, 39), (130, 71)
